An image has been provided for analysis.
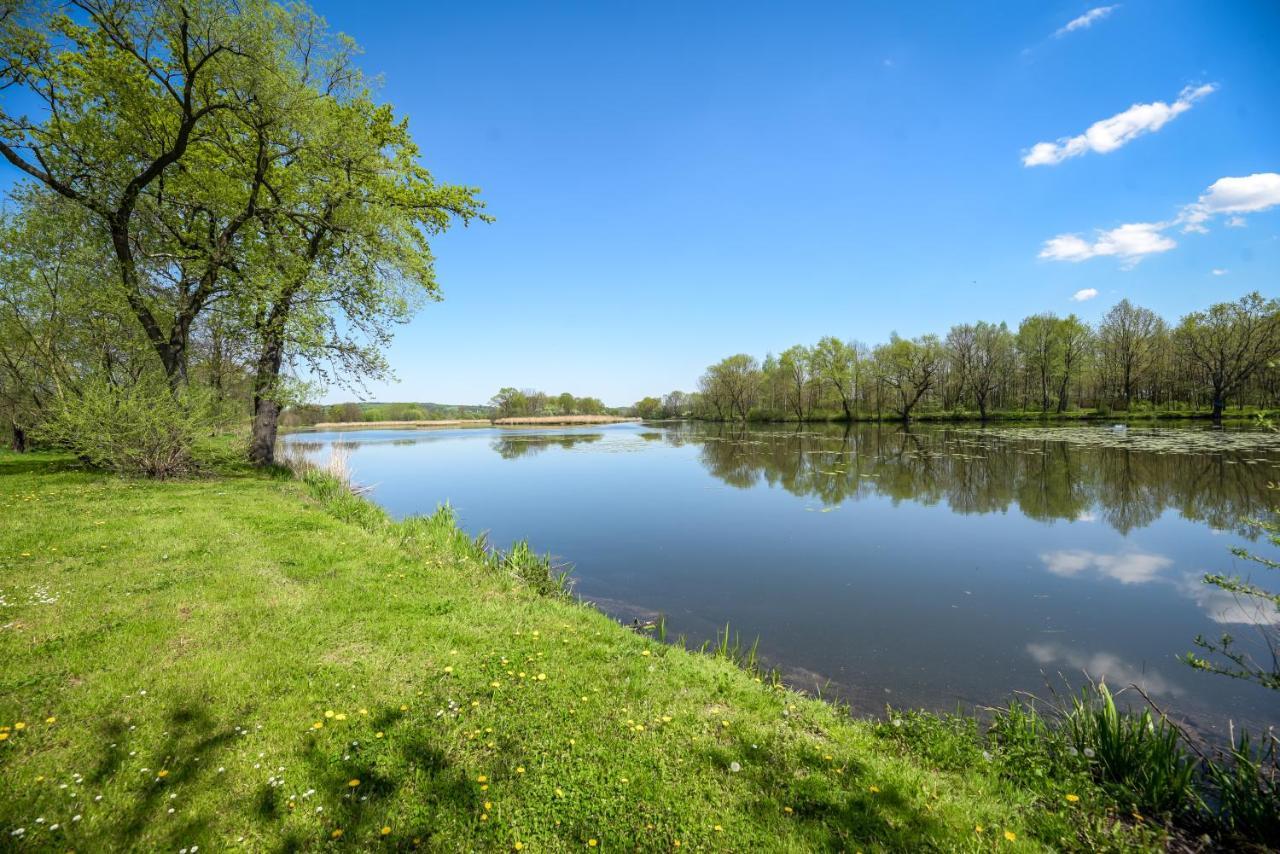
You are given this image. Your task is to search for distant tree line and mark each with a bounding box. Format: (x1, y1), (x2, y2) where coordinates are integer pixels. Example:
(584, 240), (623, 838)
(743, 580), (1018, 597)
(489, 388), (613, 420)
(282, 402), (492, 427)
(635, 294), (1280, 423)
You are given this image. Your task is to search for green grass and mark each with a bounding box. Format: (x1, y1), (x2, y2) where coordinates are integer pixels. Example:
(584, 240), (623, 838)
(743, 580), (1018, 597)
(0, 451), (1161, 851)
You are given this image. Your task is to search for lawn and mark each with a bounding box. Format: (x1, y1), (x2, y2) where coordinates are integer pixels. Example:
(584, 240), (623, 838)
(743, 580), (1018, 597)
(0, 451), (1152, 851)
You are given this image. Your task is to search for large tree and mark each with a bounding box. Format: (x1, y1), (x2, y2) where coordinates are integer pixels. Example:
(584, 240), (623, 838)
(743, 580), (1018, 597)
(1175, 293), (1280, 422)
(237, 87), (485, 464)
(873, 334), (943, 422)
(811, 336), (863, 421)
(0, 0), (295, 386)
(1098, 299), (1164, 409)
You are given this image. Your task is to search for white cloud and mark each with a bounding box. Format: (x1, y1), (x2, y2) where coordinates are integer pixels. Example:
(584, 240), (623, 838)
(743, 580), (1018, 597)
(1071, 288), (1099, 302)
(1055, 5), (1120, 37)
(1176, 574), (1280, 626)
(1041, 549), (1173, 584)
(1180, 173), (1280, 229)
(1026, 642), (1181, 696)
(1212, 268), (1228, 276)
(1039, 222), (1175, 267)
(1023, 84), (1215, 166)
(1041, 172), (1280, 267)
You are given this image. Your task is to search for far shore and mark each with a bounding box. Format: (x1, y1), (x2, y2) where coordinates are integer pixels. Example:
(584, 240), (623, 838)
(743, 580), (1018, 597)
(492, 415), (638, 425)
(299, 415), (640, 431)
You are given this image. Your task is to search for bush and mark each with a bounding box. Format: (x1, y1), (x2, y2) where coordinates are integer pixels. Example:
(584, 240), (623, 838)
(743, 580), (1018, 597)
(37, 374), (224, 478)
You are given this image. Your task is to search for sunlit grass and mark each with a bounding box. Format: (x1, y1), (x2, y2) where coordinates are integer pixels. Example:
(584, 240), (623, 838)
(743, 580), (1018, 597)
(1, 450), (1160, 850)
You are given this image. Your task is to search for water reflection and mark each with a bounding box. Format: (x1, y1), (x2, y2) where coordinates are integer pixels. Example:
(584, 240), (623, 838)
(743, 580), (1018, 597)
(491, 433), (604, 459)
(669, 422), (1279, 537)
(1025, 642), (1183, 698)
(281, 421), (1280, 731)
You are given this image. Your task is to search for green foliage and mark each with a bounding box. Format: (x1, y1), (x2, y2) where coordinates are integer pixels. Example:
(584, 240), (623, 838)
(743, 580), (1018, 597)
(1060, 684), (1201, 818)
(1204, 730), (1280, 841)
(652, 291), (1279, 423)
(35, 374), (229, 477)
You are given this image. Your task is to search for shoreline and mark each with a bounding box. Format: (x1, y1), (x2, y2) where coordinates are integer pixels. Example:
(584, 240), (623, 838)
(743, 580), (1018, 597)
(0, 449), (1266, 849)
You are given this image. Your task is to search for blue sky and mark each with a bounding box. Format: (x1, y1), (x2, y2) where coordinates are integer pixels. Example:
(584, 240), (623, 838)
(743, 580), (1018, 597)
(9, 2), (1280, 405)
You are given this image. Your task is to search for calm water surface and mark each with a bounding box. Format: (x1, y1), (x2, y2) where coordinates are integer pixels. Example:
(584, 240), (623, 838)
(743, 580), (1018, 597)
(283, 422), (1280, 734)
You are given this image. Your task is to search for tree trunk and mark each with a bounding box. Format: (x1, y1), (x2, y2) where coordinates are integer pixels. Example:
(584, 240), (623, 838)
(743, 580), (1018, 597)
(250, 398), (282, 465)
(248, 330), (287, 466)
(10, 423), (26, 452)
(1211, 393), (1225, 424)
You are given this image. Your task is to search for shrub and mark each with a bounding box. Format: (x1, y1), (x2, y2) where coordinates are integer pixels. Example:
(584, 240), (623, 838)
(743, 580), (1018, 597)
(37, 374), (224, 478)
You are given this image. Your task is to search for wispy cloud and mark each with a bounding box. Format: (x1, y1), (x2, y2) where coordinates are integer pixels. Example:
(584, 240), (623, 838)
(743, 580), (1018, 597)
(1023, 84), (1216, 167)
(1039, 172), (1280, 267)
(1071, 288), (1099, 302)
(1026, 642), (1181, 696)
(1055, 5), (1120, 37)
(1212, 268), (1229, 276)
(1041, 549), (1173, 584)
(1039, 223), (1176, 268)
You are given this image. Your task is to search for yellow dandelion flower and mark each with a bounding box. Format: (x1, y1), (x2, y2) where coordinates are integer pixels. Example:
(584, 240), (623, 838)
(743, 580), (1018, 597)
(484, 801), (492, 810)
(721, 720), (730, 728)
(714, 824), (724, 832)
(480, 813), (489, 822)
(516, 766), (525, 774)
(381, 826), (391, 835)
(868, 785), (880, 793)
(157, 770), (169, 778)
(784, 806), (793, 814)
(1004, 830), (1017, 842)
(641, 650), (651, 657)
(555, 788), (564, 797)
(514, 843), (524, 851)
(400, 705), (409, 712)
(45, 717), (56, 724)
(359, 708), (369, 715)
(537, 673), (546, 681)
(634, 725), (645, 732)
(324, 710), (336, 719)
(1065, 793), (1080, 803)
(331, 829), (344, 838)
(13, 722), (25, 730)
(477, 775), (488, 783)
(661, 715), (672, 723)
(444, 666), (454, 674)
(588, 841), (597, 848)
(375, 731), (384, 738)
(313, 722), (324, 729)
(975, 825), (983, 834)
(348, 779), (361, 788)
(0, 733), (8, 741)
(335, 713), (347, 721)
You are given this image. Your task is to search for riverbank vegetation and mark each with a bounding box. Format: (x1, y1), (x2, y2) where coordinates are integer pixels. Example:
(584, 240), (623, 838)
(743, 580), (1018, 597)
(489, 389), (620, 421)
(6, 448), (1278, 851)
(282, 403), (494, 429)
(634, 294), (1280, 424)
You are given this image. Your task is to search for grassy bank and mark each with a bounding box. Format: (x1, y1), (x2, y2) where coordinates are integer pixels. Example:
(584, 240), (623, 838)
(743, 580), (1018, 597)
(0, 451), (1188, 851)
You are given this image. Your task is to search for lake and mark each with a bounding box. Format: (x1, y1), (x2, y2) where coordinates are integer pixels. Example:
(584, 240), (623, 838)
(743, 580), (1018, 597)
(282, 421), (1280, 736)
